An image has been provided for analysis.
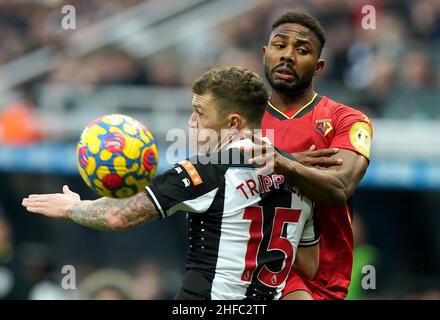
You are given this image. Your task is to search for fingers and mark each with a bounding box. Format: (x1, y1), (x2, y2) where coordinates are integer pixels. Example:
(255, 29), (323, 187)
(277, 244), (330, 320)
(24, 206), (46, 215)
(308, 144), (316, 151)
(22, 188), (75, 220)
(305, 148), (342, 167)
(250, 143), (270, 155)
(22, 197), (48, 206)
(23, 197), (43, 207)
(248, 154), (268, 166)
(21, 198), (29, 208)
(310, 148), (339, 157)
(308, 157), (343, 167)
(28, 194), (51, 200)
(250, 133), (269, 146)
(22, 198), (48, 215)
(23, 195), (53, 214)
(256, 163), (274, 176)
(240, 144), (272, 160)
(248, 154), (274, 175)
(240, 129), (254, 140)
(239, 146), (247, 153)
(248, 154), (275, 176)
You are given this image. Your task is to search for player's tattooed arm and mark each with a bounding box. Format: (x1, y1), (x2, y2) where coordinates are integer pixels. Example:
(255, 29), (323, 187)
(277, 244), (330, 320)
(22, 185), (159, 231)
(68, 192), (159, 231)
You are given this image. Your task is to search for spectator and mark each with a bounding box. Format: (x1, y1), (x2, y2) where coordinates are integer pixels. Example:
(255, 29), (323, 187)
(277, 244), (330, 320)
(79, 269), (135, 300)
(0, 100), (45, 145)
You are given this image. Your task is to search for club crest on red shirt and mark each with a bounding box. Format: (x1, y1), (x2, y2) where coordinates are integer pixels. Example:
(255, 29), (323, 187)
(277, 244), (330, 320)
(315, 119), (333, 136)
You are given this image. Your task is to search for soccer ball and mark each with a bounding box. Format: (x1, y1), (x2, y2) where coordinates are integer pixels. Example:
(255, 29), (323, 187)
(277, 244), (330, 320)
(77, 114), (159, 198)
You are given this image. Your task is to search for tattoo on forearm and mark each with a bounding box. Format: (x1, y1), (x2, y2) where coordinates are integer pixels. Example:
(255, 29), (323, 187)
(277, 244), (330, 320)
(68, 192), (158, 231)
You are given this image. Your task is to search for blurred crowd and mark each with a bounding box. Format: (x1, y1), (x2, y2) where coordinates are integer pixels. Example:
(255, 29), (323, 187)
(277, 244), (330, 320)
(0, 202), (182, 300)
(1, 199), (438, 300)
(0, 0), (440, 145)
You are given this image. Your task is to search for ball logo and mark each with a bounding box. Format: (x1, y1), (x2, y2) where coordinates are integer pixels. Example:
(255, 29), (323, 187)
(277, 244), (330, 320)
(143, 148), (157, 171)
(78, 146), (88, 168)
(104, 132), (126, 153)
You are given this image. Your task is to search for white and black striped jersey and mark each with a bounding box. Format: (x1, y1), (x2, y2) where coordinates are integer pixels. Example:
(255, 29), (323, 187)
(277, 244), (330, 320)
(145, 140), (319, 300)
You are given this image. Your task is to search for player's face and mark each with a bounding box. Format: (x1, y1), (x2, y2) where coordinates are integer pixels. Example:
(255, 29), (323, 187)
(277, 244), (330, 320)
(263, 23), (324, 95)
(189, 93), (228, 148)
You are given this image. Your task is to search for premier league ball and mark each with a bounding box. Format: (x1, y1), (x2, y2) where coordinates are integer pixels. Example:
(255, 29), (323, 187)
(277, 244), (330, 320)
(77, 114), (158, 198)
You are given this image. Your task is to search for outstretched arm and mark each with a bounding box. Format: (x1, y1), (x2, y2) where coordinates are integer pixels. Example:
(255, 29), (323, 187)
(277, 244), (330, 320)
(22, 185), (159, 231)
(69, 192), (158, 230)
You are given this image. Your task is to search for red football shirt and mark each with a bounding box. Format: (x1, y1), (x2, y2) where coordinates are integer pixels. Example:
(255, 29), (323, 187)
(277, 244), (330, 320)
(262, 94), (373, 299)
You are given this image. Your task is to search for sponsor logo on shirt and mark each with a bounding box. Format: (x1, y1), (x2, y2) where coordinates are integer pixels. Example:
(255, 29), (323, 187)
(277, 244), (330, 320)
(179, 160), (203, 186)
(349, 121), (372, 158)
(182, 178), (191, 187)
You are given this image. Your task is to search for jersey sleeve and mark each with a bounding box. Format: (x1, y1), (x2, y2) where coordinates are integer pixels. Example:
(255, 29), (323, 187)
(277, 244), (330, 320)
(329, 105), (373, 160)
(299, 206), (320, 247)
(144, 159), (219, 219)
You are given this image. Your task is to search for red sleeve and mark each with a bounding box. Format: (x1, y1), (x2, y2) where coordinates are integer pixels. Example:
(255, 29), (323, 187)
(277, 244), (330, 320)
(282, 269), (312, 297)
(329, 105), (373, 160)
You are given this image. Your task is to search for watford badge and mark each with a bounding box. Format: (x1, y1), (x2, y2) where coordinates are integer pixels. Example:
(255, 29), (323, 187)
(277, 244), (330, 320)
(315, 119), (333, 136)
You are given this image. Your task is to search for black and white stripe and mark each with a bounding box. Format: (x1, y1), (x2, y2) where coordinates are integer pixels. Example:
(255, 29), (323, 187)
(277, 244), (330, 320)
(145, 140), (318, 300)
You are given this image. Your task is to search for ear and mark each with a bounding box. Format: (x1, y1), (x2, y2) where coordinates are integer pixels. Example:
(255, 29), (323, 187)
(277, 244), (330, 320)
(262, 46), (267, 65)
(228, 114), (244, 130)
(314, 58), (325, 76)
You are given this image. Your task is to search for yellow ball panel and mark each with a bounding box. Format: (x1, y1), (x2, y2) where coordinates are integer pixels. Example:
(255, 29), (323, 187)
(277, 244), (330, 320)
(85, 125), (107, 154)
(139, 129), (152, 145)
(109, 126), (123, 135)
(78, 166), (92, 188)
(113, 155), (128, 177)
(102, 114), (124, 126)
(100, 149), (113, 161)
(123, 123), (138, 136)
(96, 165), (111, 180)
(115, 188), (134, 198)
(86, 156), (96, 176)
(122, 136), (143, 160)
(93, 179), (112, 197)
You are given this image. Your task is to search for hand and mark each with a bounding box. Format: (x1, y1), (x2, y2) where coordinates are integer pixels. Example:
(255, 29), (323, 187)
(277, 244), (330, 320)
(292, 145), (342, 168)
(22, 185), (81, 219)
(244, 135), (293, 176)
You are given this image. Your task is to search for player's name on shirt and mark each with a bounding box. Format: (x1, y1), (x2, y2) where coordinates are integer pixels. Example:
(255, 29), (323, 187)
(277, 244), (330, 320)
(236, 173), (303, 200)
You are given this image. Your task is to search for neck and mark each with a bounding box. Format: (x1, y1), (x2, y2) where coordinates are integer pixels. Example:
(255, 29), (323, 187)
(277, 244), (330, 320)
(198, 127), (251, 154)
(218, 126), (252, 151)
(270, 86), (316, 111)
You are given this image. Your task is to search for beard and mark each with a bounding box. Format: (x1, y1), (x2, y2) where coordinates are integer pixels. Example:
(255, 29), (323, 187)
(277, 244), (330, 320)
(264, 62), (314, 97)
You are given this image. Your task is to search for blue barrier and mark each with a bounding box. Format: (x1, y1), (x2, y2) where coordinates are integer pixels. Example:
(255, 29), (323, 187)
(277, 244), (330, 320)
(1, 144), (439, 189)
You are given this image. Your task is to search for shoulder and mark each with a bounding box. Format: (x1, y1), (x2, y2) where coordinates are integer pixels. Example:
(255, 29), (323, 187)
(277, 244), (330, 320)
(186, 148), (254, 178)
(320, 96), (370, 120)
